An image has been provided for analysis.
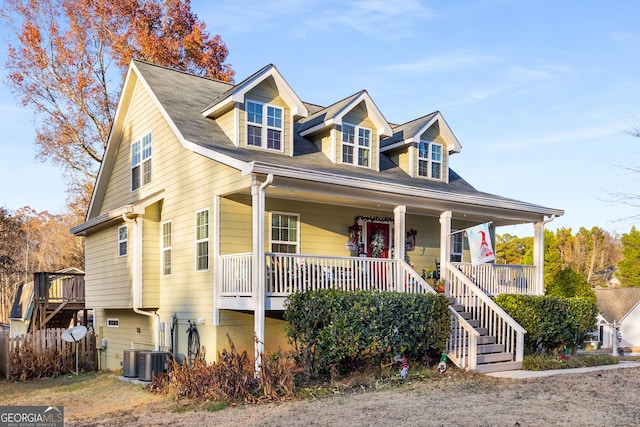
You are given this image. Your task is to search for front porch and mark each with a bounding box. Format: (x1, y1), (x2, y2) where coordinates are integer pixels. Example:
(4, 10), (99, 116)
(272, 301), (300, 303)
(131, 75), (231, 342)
(216, 252), (536, 373)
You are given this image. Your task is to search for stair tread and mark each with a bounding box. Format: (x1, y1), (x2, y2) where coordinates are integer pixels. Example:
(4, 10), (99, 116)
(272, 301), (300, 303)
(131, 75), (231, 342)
(474, 360), (523, 374)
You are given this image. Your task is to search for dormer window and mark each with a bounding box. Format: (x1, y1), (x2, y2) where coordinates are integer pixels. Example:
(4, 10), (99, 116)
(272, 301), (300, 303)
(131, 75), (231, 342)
(418, 140), (442, 179)
(342, 123), (371, 167)
(246, 100), (283, 150)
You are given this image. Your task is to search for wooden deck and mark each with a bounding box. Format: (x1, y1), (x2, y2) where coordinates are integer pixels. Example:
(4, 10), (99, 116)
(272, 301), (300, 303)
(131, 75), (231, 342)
(30, 272), (87, 332)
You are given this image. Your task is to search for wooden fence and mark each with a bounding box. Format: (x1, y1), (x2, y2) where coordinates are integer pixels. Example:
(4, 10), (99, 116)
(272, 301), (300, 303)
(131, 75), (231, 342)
(1, 328), (97, 380)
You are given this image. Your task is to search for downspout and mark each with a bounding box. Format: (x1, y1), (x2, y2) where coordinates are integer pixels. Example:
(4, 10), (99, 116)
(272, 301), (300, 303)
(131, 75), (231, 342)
(123, 213), (160, 351)
(533, 214), (556, 296)
(253, 174), (273, 372)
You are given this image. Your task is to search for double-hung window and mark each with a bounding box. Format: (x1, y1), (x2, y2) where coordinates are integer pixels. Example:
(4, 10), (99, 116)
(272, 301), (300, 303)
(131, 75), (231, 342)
(195, 209), (209, 271)
(342, 123), (371, 167)
(418, 140), (443, 179)
(271, 213), (299, 253)
(131, 132), (152, 191)
(118, 225), (128, 257)
(246, 100), (283, 150)
(162, 221), (172, 276)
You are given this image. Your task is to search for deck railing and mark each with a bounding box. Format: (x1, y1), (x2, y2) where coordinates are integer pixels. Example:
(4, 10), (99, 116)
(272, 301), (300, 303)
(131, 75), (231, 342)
(446, 262), (525, 367)
(453, 262), (536, 296)
(34, 272), (85, 304)
(219, 252), (434, 296)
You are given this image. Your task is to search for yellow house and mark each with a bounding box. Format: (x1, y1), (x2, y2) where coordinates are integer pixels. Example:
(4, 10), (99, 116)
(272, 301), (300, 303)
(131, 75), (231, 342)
(72, 60), (563, 373)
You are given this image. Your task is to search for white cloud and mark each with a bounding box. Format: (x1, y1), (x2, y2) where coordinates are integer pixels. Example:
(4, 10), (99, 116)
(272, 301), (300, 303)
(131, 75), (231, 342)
(383, 52), (495, 73)
(487, 124), (620, 152)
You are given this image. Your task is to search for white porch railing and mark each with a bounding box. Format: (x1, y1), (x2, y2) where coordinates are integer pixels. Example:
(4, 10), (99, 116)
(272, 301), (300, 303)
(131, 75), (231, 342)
(219, 252), (435, 296)
(453, 262), (537, 296)
(446, 262), (525, 368)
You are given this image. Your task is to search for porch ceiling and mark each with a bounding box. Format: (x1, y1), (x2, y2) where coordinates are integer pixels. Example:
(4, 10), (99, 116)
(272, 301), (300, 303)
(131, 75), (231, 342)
(261, 176), (553, 227)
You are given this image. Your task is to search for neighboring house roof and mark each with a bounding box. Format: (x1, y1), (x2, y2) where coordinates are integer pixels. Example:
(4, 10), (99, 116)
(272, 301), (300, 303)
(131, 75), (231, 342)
(594, 288), (640, 323)
(9, 281), (33, 320)
(76, 60), (564, 234)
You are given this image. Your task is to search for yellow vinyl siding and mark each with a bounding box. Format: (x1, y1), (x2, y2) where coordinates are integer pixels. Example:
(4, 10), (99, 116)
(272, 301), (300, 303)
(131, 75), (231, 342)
(220, 195), (253, 255)
(215, 107), (236, 144)
(95, 309), (155, 371)
(85, 224), (132, 309)
(142, 202), (161, 308)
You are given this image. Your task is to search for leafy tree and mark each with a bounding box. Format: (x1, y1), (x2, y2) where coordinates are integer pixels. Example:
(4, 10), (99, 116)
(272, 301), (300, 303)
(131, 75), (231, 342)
(495, 234), (532, 265)
(546, 267), (595, 300)
(1, 0), (234, 210)
(618, 226), (640, 287)
(0, 207), (25, 322)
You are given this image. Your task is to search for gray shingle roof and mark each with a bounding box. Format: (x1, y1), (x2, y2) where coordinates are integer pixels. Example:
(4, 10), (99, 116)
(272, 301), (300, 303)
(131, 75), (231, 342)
(594, 288), (640, 322)
(131, 60), (562, 217)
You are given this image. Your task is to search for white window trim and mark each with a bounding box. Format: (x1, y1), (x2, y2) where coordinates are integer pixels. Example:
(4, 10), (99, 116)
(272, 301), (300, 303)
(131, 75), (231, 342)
(107, 318), (120, 328)
(418, 140), (443, 179)
(162, 220), (172, 276)
(195, 209), (210, 272)
(451, 231), (464, 262)
(341, 122), (372, 168)
(118, 225), (128, 257)
(246, 99), (284, 151)
(131, 131), (152, 191)
(270, 211), (300, 253)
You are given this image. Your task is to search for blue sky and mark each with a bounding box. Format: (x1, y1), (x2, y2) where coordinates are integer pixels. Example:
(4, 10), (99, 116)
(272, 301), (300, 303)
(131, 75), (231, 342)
(1, 0), (639, 237)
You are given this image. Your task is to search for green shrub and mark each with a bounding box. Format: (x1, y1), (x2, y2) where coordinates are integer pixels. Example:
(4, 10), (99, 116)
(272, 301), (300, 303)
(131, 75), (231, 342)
(494, 294), (598, 355)
(546, 267), (596, 299)
(523, 354), (618, 371)
(284, 290), (450, 379)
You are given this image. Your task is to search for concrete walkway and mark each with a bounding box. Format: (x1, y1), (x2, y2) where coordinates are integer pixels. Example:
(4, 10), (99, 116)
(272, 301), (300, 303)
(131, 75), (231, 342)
(487, 360), (640, 379)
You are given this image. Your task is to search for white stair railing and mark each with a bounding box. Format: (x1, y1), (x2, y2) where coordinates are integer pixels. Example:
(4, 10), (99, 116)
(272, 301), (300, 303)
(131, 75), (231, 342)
(447, 262), (526, 366)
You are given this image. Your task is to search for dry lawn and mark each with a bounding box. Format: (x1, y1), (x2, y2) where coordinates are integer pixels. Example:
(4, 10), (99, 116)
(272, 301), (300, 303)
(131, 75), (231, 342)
(1, 364), (640, 426)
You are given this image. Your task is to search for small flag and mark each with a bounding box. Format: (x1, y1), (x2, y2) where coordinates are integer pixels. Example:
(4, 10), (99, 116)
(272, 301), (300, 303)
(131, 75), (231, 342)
(467, 222), (495, 266)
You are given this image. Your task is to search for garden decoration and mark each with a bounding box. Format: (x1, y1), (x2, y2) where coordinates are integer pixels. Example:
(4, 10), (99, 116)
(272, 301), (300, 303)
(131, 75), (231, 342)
(438, 352), (447, 374)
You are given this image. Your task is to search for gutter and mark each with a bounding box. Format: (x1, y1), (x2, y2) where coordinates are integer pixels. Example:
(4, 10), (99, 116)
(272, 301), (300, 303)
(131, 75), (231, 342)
(122, 213), (160, 351)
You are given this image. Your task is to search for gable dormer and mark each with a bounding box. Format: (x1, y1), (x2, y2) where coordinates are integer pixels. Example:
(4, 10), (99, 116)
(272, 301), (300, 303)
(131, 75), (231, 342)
(201, 64), (308, 156)
(298, 91), (392, 170)
(382, 111), (461, 183)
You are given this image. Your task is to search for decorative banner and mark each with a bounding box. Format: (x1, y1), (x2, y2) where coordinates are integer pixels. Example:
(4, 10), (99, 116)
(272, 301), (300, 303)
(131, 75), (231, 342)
(467, 222), (495, 266)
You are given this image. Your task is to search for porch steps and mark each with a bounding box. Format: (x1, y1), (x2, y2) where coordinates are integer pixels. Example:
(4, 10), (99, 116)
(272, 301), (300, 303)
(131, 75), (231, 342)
(449, 299), (522, 373)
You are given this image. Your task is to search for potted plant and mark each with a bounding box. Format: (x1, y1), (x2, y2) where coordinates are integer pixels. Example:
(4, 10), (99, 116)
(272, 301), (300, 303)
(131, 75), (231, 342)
(433, 279), (445, 293)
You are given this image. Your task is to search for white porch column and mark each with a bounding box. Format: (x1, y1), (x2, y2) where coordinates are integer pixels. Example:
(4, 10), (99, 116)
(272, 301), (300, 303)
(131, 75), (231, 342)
(251, 175), (272, 371)
(533, 221), (545, 295)
(439, 211), (452, 287)
(394, 205), (406, 291)
(213, 195), (221, 326)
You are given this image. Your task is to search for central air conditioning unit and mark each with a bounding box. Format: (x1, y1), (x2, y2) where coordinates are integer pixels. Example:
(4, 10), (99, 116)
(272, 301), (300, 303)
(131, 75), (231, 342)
(123, 349), (141, 378)
(137, 351), (168, 382)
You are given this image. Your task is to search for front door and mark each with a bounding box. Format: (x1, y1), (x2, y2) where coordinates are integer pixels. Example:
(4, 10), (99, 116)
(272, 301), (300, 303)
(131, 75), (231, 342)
(366, 222), (390, 258)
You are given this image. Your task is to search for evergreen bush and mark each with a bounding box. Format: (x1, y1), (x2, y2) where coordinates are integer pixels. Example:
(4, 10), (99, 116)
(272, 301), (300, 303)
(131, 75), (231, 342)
(284, 290), (450, 379)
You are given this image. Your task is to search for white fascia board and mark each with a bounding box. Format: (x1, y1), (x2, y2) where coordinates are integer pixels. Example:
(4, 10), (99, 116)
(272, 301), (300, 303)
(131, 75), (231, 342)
(130, 63), (249, 172)
(245, 161), (564, 217)
(202, 66), (308, 119)
(335, 92), (393, 137)
(299, 118), (337, 137)
(71, 189), (166, 236)
(201, 95), (234, 117)
(87, 63), (140, 220)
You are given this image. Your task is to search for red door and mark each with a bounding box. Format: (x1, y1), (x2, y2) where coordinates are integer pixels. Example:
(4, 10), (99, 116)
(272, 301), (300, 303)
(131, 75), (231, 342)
(366, 222), (390, 258)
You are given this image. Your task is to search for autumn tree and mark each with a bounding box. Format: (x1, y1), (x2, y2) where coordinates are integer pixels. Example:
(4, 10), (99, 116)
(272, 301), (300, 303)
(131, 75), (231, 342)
(618, 226), (640, 287)
(0, 207), (25, 323)
(1, 0), (234, 212)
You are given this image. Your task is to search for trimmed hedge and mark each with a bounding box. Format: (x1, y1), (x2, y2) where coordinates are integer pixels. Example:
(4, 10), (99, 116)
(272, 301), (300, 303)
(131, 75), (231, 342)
(284, 290), (450, 378)
(494, 294), (598, 355)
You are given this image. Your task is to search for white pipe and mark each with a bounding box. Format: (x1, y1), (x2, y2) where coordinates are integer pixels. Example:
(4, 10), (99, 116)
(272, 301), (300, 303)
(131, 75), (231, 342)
(122, 213), (160, 351)
(254, 174), (273, 373)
